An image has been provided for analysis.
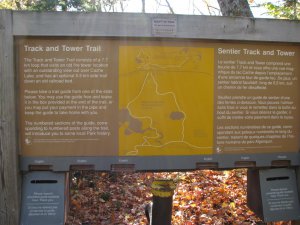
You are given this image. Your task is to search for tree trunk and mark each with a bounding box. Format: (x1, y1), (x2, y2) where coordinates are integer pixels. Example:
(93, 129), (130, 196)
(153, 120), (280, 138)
(217, 0), (253, 17)
(293, 0), (298, 20)
(141, 0), (145, 13)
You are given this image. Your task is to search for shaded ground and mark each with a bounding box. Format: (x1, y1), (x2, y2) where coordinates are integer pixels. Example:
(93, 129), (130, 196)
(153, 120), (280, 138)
(66, 169), (291, 225)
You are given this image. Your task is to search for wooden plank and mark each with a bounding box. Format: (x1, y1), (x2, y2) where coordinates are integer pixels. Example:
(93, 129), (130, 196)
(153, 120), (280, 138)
(13, 11), (151, 37)
(0, 10), (20, 225)
(12, 11), (300, 43)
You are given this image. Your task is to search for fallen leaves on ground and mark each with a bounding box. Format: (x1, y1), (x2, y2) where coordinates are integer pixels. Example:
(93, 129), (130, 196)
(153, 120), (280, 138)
(66, 169), (291, 225)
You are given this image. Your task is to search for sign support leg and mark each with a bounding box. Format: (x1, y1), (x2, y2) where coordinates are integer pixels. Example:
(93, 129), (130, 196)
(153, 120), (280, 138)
(292, 166), (300, 225)
(0, 9), (20, 225)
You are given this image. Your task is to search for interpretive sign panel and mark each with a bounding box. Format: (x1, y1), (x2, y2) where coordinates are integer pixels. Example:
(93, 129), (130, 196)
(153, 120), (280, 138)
(215, 45), (299, 154)
(18, 38), (300, 157)
(19, 39), (118, 156)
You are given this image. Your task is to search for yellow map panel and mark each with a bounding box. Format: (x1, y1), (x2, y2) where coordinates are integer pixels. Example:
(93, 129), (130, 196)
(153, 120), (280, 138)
(119, 46), (214, 156)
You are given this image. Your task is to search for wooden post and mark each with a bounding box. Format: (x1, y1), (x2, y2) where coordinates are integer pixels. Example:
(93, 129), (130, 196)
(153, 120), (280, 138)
(292, 166), (300, 225)
(150, 180), (176, 225)
(0, 10), (21, 225)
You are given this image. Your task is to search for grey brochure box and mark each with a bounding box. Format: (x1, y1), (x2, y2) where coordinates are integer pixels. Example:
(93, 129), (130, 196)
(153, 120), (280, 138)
(20, 172), (66, 225)
(247, 168), (300, 222)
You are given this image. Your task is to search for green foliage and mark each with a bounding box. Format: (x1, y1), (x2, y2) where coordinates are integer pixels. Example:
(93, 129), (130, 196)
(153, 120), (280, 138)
(264, 0), (299, 20)
(0, 0), (82, 11)
(0, 0), (127, 12)
(27, 0), (85, 11)
(0, 0), (27, 10)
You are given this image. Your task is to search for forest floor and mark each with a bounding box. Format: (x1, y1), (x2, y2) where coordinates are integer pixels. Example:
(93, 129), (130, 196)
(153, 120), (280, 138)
(66, 169), (292, 225)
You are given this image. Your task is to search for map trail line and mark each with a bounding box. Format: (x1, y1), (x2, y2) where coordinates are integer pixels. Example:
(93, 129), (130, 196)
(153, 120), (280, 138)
(126, 71), (211, 155)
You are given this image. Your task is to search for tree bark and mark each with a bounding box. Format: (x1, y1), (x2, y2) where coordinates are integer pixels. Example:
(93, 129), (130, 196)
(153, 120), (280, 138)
(217, 0), (253, 17)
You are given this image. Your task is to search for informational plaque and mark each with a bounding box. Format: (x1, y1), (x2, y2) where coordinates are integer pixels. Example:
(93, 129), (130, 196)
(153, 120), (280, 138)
(248, 168), (300, 222)
(215, 45), (300, 154)
(21, 172), (66, 225)
(18, 38), (300, 157)
(19, 39), (118, 156)
(152, 16), (177, 36)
